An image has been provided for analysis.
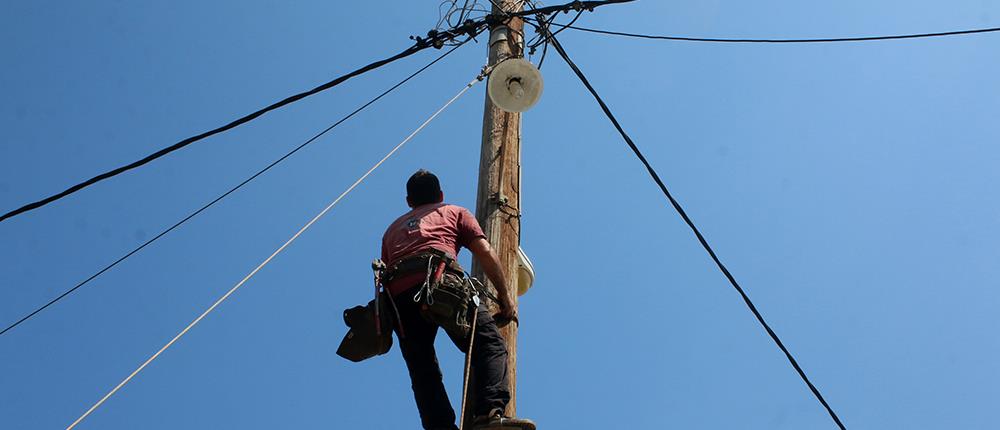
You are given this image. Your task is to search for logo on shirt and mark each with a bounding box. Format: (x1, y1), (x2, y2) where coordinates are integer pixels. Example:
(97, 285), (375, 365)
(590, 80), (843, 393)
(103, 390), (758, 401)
(405, 217), (421, 231)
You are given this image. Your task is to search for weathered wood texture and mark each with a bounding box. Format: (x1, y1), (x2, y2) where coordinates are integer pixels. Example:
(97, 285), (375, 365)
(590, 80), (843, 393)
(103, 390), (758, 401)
(469, 0), (525, 423)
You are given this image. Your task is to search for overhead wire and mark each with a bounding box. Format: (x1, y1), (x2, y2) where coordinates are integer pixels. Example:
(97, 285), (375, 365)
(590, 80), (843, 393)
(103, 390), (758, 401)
(528, 9), (582, 50)
(529, 10), (579, 68)
(486, 0), (508, 13)
(436, 0), (464, 29)
(525, 12), (558, 68)
(0, 0), (625, 338)
(506, 0), (634, 19)
(0, 38), (476, 338)
(457, 0), (473, 22)
(0, 0), (627, 224)
(436, 0), (491, 40)
(537, 25), (849, 430)
(65, 68), (487, 430)
(0, 31), (474, 224)
(480, 0), (633, 20)
(549, 21), (1000, 43)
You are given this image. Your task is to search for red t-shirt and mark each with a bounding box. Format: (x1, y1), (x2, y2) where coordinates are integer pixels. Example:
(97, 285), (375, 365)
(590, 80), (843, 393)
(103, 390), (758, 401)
(381, 203), (486, 296)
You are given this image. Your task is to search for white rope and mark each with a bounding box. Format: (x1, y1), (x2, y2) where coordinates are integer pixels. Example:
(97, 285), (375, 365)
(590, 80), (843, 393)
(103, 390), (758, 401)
(66, 73), (485, 430)
(458, 305), (479, 430)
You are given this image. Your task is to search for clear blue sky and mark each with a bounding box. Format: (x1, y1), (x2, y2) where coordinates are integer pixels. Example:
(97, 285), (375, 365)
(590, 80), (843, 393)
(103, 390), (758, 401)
(2, 1), (999, 429)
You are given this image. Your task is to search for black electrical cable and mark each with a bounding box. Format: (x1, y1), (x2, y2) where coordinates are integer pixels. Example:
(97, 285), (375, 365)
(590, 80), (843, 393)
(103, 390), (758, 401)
(543, 31), (848, 430)
(0, 37), (476, 338)
(0, 41), (442, 224)
(488, 0), (635, 21)
(486, 0), (507, 13)
(527, 9), (581, 69)
(530, 13), (560, 69)
(508, 0), (633, 19)
(0, 0), (628, 225)
(528, 9), (582, 50)
(457, 0), (473, 23)
(551, 21), (1000, 43)
(0, 0), (630, 334)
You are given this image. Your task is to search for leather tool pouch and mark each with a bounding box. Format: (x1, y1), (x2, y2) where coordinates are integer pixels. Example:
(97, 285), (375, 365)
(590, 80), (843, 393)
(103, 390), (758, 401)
(336, 293), (394, 362)
(417, 271), (475, 340)
(385, 250), (477, 340)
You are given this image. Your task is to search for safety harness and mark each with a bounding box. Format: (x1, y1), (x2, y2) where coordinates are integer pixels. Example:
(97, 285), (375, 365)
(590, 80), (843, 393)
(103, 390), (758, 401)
(340, 249), (489, 363)
(369, 250), (514, 429)
(379, 249), (494, 430)
(377, 248), (481, 340)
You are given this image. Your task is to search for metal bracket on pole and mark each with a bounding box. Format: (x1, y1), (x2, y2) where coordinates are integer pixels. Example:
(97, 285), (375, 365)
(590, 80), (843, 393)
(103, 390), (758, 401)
(490, 26), (510, 46)
(490, 192), (510, 207)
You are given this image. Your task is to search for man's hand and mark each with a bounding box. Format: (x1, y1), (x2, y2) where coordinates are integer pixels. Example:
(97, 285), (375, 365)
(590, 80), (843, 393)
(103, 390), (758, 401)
(468, 237), (518, 326)
(495, 296), (517, 326)
(498, 297), (516, 318)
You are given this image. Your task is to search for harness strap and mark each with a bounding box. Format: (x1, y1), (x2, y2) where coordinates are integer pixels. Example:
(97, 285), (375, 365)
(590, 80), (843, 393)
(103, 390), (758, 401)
(386, 289), (405, 339)
(371, 258), (405, 338)
(413, 255), (438, 304)
(371, 259), (385, 336)
(383, 249), (463, 284)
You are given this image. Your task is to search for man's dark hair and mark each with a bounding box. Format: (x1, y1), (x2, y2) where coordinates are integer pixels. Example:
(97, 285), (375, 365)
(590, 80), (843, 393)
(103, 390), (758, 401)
(406, 169), (442, 206)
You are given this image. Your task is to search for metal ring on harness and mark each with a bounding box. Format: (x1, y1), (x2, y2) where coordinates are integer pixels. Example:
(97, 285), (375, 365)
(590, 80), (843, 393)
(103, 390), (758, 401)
(412, 255), (436, 304)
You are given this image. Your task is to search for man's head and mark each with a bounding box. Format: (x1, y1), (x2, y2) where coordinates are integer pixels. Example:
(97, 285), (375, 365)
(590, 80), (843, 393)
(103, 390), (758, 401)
(406, 169), (444, 208)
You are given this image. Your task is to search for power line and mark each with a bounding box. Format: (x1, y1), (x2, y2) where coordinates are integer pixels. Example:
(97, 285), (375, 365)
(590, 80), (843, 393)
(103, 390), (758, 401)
(66, 69), (486, 430)
(549, 21), (1000, 43)
(0, 0), (628, 337)
(0, 0), (630, 225)
(0, 38), (475, 338)
(507, 0), (633, 19)
(541, 28), (848, 429)
(0, 31), (475, 225)
(528, 9), (583, 51)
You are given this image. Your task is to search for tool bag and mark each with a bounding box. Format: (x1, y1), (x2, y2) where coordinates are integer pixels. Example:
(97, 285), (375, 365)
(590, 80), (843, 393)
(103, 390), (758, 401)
(336, 260), (399, 363)
(336, 294), (394, 362)
(386, 249), (478, 340)
(415, 270), (477, 340)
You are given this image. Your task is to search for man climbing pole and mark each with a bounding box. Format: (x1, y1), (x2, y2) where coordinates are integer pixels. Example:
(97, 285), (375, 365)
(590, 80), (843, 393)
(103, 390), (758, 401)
(380, 169), (535, 430)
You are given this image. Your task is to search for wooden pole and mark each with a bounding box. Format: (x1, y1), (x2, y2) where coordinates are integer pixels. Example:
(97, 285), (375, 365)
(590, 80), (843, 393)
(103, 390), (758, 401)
(469, 0), (525, 423)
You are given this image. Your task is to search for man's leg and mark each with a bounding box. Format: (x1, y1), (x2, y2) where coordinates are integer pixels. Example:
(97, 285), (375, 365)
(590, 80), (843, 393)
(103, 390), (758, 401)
(395, 288), (458, 430)
(467, 305), (511, 417)
(446, 304), (533, 428)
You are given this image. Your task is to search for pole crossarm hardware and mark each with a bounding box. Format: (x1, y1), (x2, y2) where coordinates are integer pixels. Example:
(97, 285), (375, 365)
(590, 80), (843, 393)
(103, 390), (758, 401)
(64, 70), (487, 430)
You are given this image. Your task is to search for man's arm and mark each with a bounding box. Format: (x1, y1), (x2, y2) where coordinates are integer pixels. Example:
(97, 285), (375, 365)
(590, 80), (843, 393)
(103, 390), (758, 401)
(467, 237), (516, 320)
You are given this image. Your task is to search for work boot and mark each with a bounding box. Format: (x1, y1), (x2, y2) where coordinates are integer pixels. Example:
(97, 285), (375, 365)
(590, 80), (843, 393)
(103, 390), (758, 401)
(472, 409), (536, 430)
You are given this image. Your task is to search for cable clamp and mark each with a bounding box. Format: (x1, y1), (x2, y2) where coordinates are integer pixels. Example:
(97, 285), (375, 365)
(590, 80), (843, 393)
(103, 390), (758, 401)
(571, 0), (595, 12)
(478, 63), (497, 81)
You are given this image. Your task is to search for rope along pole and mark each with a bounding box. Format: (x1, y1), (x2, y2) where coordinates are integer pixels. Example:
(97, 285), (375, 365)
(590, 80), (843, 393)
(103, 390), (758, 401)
(65, 73), (484, 430)
(543, 31), (848, 430)
(0, 37), (476, 339)
(458, 308), (479, 430)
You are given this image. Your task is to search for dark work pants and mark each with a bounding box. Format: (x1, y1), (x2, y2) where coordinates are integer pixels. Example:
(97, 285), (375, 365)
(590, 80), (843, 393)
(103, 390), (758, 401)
(393, 285), (511, 430)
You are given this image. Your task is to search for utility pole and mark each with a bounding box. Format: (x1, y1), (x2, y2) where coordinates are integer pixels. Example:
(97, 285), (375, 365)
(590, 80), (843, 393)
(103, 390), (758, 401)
(469, 0), (526, 423)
